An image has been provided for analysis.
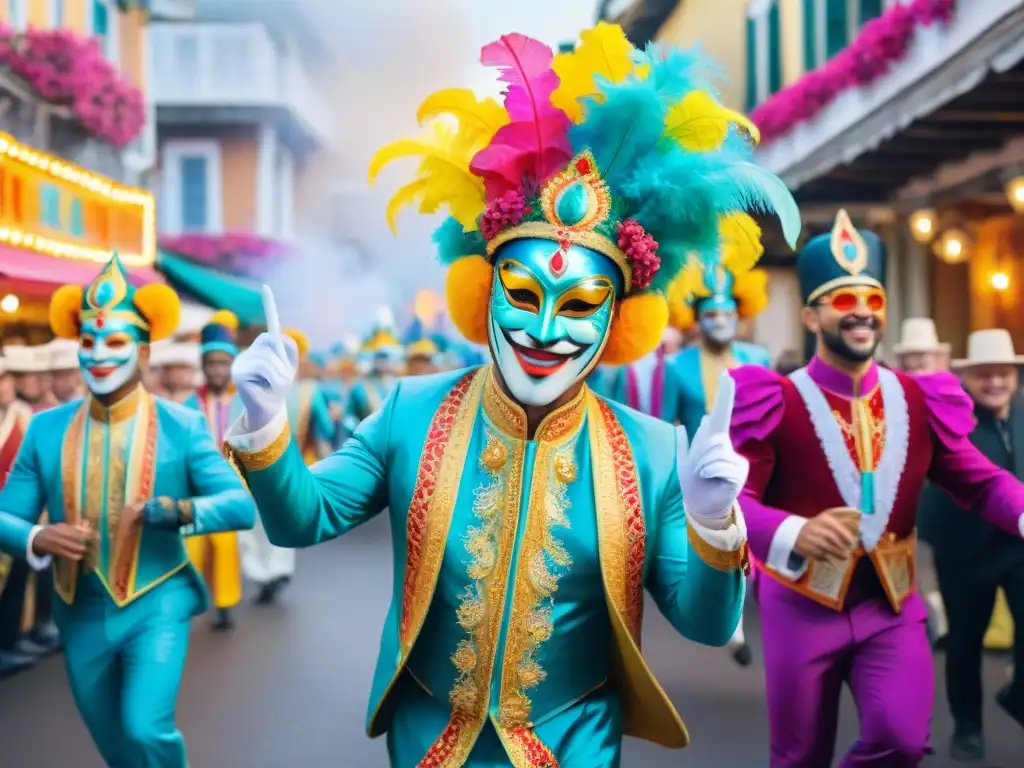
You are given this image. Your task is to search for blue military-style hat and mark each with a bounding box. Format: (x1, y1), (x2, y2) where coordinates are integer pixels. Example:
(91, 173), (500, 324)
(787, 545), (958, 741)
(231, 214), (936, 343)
(797, 210), (885, 305)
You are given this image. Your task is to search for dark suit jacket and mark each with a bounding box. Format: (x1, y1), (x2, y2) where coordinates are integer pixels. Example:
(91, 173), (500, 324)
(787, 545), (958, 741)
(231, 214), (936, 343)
(918, 393), (1024, 563)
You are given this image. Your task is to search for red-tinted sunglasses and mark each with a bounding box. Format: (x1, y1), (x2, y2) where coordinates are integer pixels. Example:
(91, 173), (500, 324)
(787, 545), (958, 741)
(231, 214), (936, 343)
(819, 287), (886, 314)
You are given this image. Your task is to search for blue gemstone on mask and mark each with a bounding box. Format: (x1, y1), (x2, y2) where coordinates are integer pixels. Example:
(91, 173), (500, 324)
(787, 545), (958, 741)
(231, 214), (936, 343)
(554, 181), (590, 227)
(94, 279), (115, 307)
(843, 242), (857, 260)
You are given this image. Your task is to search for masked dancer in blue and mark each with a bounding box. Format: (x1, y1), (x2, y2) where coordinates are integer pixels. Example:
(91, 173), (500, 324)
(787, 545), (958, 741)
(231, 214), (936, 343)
(667, 214), (772, 667)
(0, 253), (254, 766)
(224, 23), (798, 767)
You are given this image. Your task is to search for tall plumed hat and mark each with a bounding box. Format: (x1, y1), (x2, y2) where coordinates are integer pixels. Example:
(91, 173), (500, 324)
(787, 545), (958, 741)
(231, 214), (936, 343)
(797, 209), (885, 304)
(49, 251), (180, 342)
(200, 310), (239, 357)
(369, 22), (799, 364)
(667, 213), (770, 331)
(363, 307), (402, 354)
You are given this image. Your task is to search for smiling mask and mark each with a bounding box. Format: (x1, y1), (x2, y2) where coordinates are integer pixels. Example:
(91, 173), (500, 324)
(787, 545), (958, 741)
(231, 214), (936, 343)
(49, 252), (181, 397)
(368, 23), (801, 407)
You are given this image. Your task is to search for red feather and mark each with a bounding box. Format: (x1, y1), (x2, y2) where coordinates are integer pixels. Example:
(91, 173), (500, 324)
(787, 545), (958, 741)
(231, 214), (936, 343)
(470, 34), (572, 201)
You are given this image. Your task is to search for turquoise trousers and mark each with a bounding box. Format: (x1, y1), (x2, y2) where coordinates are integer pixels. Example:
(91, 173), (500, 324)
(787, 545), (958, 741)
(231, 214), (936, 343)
(386, 675), (623, 767)
(54, 572), (200, 768)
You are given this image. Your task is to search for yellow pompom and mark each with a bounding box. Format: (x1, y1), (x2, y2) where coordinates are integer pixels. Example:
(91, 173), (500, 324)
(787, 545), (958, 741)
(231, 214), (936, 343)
(284, 328), (311, 358)
(209, 309), (239, 331)
(444, 255), (493, 345)
(601, 293), (668, 366)
(49, 285), (84, 340)
(665, 271), (697, 331)
(732, 268), (770, 319)
(134, 284), (182, 342)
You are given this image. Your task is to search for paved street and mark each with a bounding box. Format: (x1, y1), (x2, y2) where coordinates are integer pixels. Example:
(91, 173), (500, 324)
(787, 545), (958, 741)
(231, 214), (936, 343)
(1, 514), (1022, 767)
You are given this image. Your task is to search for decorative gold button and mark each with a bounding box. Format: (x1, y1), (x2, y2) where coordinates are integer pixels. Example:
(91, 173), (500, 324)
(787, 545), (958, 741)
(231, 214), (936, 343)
(481, 439), (508, 471)
(553, 454), (576, 483)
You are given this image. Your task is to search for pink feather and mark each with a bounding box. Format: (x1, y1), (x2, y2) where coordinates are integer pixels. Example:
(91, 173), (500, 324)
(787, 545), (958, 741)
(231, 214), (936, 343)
(469, 33), (572, 201)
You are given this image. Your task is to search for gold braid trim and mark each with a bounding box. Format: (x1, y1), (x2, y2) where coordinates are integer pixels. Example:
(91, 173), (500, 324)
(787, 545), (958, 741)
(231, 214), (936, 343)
(231, 425), (292, 472)
(685, 507), (750, 574)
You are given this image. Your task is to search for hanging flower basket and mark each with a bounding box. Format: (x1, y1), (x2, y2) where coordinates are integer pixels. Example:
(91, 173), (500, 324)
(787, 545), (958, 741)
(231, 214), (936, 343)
(751, 0), (958, 145)
(0, 22), (146, 147)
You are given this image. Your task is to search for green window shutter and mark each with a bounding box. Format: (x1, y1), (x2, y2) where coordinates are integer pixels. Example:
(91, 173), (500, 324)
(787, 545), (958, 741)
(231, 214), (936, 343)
(802, 0), (817, 71)
(860, 0), (883, 24)
(745, 16), (758, 110)
(768, 2), (782, 95)
(825, 0), (848, 59)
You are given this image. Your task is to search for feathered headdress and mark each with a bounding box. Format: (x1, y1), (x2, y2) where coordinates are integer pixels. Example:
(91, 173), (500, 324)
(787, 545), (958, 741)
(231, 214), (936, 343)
(369, 22), (799, 364)
(363, 306), (402, 353)
(667, 212), (771, 331)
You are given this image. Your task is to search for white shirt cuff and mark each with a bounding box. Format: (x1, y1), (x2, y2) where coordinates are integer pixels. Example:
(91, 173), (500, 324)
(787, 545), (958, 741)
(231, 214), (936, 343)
(766, 515), (809, 580)
(26, 525), (52, 571)
(225, 408), (289, 454)
(685, 504), (746, 552)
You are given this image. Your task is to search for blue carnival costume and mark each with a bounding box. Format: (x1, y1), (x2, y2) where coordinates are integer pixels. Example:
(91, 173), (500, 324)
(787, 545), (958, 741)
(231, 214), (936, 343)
(0, 253), (253, 766)
(183, 310), (247, 620)
(667, 216), (772, 440)
(226, 22), (798, 767)
(282, 328), (335, 464)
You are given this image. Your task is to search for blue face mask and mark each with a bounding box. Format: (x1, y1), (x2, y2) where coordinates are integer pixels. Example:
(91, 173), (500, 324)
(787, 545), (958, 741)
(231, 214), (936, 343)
(488, 238), (621, 407)
(78, 316), (142, 396)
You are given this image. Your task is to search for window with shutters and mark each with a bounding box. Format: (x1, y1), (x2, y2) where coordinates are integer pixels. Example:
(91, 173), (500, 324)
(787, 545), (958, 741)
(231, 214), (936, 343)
(161, 140), (223, 235)
(745, 0), (783, 110)
(804, 0), (884, 71)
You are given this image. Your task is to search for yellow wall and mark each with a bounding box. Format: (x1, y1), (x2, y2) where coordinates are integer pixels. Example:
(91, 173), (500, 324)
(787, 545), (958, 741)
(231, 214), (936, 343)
(0, 1), (149, 97)
(221, 137), (259, 231)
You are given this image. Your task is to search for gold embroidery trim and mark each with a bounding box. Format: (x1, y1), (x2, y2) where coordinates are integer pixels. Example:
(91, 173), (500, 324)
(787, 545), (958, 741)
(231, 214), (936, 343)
(481, 364), (586, 442)
(685, 513), (749, 573)
(233, 424), (292, 471)
(88, 385), (143, 424)
(498, 441), (575, 730)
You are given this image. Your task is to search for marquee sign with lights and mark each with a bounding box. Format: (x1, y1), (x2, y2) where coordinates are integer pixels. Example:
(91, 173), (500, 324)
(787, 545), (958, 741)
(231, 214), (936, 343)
(0, 133), (155, 269)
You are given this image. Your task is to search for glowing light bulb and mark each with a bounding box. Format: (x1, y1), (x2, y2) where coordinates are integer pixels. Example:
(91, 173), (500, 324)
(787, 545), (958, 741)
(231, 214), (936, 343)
(908, 209), (938, 244)
(1, 294), (19, 313)
(991, 272), (1010, 291)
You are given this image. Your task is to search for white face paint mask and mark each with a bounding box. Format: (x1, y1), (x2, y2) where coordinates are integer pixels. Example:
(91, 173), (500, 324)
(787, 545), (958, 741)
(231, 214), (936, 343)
(78, 317), (141, 396)
(699, 310), (738, 346)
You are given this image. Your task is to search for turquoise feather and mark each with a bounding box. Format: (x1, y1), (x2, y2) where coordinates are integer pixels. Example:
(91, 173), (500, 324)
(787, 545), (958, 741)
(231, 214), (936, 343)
(433, 217), (487, 266)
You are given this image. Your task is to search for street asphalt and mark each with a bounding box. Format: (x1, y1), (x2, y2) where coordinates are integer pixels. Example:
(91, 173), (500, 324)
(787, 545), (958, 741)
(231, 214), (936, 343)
(1, 514), (1022, 766)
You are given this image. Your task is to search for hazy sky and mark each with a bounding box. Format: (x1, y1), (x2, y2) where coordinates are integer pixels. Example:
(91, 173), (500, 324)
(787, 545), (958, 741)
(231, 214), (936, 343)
(270, 0), (600, 344)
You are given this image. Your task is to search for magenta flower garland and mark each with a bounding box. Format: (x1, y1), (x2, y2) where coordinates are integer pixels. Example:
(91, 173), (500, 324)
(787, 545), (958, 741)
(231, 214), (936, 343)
(0, 23), (146, 147)
(159, 232), (292, 272)
(750, 0), (958, 145)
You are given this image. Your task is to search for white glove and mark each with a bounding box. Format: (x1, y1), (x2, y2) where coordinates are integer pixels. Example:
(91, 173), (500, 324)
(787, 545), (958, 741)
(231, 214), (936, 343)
(230, 285), (298, 432)
(678, 371), (749, 521)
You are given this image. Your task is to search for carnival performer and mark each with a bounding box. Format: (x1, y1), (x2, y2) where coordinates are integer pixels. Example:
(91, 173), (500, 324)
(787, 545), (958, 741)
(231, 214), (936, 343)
(404, 322), (440, 376)
(668, 221), (771, 668)
(225, 22), (799, 765)
(342, 308), (402, 435)
(284, 328), (335, 463)
(183, 310), (246, 631)
(729, 210), (1024, 767)
(0, 253), (253, 766)
(599, 331), (684, 423)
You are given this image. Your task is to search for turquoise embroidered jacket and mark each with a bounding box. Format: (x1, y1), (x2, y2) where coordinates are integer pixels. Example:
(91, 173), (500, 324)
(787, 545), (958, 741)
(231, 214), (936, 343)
(227, 365), (747, 762)
(0, 387), (255, 608)
(342, 374), (395, 434)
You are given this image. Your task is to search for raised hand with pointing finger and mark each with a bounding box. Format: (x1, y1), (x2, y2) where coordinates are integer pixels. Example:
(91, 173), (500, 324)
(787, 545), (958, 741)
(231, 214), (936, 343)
(678, 371), (750, 522)
(231, 285), (299, 432)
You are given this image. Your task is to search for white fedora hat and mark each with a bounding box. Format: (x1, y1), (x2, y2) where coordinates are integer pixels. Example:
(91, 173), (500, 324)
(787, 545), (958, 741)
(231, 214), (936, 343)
(892, 318), (950, 355)
(952, 329), (1024, 369)
(46, 339), (80, 371)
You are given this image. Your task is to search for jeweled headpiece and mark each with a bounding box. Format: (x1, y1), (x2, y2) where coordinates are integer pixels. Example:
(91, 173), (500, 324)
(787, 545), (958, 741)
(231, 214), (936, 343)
(49, 251), (180, 342)
(369, 22), (800, 362)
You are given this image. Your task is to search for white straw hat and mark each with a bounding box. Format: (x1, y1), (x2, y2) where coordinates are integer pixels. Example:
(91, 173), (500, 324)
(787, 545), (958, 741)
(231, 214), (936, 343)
(951, 329), (1024, 369)
(46, 339), (80, 371)
(892, 318), (950, 355)
(4, 344), (51, 373)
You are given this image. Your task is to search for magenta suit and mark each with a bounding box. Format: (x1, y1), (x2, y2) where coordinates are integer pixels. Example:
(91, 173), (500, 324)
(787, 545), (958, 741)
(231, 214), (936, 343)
(730, 356), (1024, 767)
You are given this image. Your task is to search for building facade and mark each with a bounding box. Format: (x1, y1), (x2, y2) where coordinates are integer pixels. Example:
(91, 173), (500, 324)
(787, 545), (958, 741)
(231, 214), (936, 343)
(0, 0), (159, 340)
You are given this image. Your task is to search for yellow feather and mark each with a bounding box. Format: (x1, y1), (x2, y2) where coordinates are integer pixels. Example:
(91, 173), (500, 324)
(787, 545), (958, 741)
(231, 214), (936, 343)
(664, 90), (761, 152)
(718, 213), (764, 275)
(416, 88), (508, 142)
(368, 122), (486, 232)
(551, 22), (637, 123)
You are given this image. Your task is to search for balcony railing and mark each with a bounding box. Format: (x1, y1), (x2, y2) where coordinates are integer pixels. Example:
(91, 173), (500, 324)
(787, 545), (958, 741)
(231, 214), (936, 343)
(149, 22), (333, 147)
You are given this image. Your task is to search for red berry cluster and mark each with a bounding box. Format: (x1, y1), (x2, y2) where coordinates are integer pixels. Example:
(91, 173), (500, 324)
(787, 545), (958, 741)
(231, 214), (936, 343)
(617, 219), (660, 290)
(480, 189), (531, 241)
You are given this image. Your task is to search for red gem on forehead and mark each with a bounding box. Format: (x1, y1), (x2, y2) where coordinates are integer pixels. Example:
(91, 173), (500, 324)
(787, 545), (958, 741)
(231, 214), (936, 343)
(575, 157), (592, 175)
(549, 248), (567, 277)
(95, 315), (105, 328)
